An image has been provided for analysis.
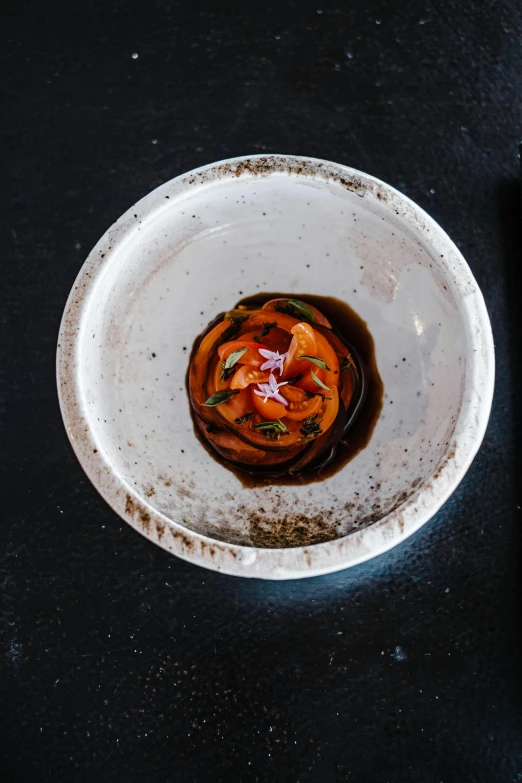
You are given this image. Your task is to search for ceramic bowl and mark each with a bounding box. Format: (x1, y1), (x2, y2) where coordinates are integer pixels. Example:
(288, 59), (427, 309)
(57, 154), (494, 579)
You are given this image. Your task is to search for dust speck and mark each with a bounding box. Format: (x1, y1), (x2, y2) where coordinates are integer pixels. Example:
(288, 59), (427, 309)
(392, 645), (407, 662)
(6, 640), (23, 667)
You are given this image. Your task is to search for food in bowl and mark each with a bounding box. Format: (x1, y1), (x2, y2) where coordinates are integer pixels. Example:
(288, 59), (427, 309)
(188, 294), (383, 481)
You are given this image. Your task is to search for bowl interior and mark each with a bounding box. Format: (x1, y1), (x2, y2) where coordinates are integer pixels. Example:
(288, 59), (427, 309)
(77, 165), (468, 548)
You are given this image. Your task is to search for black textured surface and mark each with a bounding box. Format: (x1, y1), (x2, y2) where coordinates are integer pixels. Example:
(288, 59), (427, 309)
(1, 1), (522, 781)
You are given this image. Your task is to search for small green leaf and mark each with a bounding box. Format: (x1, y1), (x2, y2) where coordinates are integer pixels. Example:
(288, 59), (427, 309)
(311, 370), (330, 391)
(286, 299), (314, 322)
(224, 311), (249, 323)
(253, 419), (290, 434)
(300, 355), (330, 371)
(254, 321), (277, 342)
(224, 347), (247, 369)
(340, 355), (353, 371)
(220, 363), (234, 382)
(203, 389), (240, 407)
(220, 347), (248, 381)
(253, 418), (290, 441)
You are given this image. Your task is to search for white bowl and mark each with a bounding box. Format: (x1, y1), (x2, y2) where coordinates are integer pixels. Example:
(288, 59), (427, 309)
(57, 154), (494, 579)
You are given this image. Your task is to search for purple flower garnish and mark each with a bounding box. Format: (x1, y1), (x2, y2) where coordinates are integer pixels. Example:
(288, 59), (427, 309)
(254, 373), (289, 406)
(258, 348), (288, 376)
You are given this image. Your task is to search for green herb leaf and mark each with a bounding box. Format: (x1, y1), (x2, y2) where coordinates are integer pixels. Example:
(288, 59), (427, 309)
(225, 348), (248, 370)
(203, 389), (240, 407)
(235, 413), (253, 425)
(224, 346), (248, 369)
(340, 355), (353, 371)
(299, 413), (322, 440)
(220, 346), (248, 381)
(253, 419), (290, 439)
(219, 314), (249, 346)
(220, 363), (235, 382)
(311, 370), (330, 391)
(274, 299), (314, 322)
(300, 355), (330, 371)
(253, 321), (277, 342)
(287, 299), (314, 322)
(253, 419), (290, 434)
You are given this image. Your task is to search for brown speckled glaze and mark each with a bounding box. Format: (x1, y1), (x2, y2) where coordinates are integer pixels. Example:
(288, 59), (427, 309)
(56, 154), (494, 579)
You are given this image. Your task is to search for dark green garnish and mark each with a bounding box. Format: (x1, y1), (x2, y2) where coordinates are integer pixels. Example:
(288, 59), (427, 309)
(275, 298), (314, 323)
(311, 370), (330, 391)
(203, 389), (240, 407)
(254, 419), (290, 433)
(218, 314), (249, 346)
(300, 355), (330, 371)
(285, 372), (303, 385)
(220, 365), (235, 381)
(304, 390), (326, 401)
(253, 321), (277, 342)
(299, 414), (322, 441)
(340, 355), (353, 371)
(253, 419), (290, 441)
(235, 413), (253, 425)
(220, 346), (247, 381)
(224, 310), (249, 321)
(287, 299), (314, 322)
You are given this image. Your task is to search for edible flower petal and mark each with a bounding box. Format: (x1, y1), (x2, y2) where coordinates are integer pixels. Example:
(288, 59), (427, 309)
(254, 373), (289, 406)
(258, 348), (288, 376)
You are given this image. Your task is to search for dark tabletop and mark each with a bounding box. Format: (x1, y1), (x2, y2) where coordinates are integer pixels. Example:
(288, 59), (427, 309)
(2, 1), (522, 781)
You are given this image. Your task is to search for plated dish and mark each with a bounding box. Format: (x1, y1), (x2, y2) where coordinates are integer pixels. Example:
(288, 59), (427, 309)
(57, 155), (494, 578)
(189, 294), (382, 482)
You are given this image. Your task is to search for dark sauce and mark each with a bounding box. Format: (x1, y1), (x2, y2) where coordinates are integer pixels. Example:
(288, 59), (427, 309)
(186, 293), (383, 487)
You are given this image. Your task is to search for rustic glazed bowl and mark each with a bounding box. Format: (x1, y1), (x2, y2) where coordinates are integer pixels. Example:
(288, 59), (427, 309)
(57, 155), (494, 579)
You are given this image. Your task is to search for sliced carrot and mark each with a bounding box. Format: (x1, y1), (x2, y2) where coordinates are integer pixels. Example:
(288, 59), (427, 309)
(195, 418), (267, 465)
(189, 320), (232, 406)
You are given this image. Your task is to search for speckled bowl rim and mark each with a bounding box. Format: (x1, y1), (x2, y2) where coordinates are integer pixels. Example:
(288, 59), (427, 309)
(57, 154), (495, 580)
